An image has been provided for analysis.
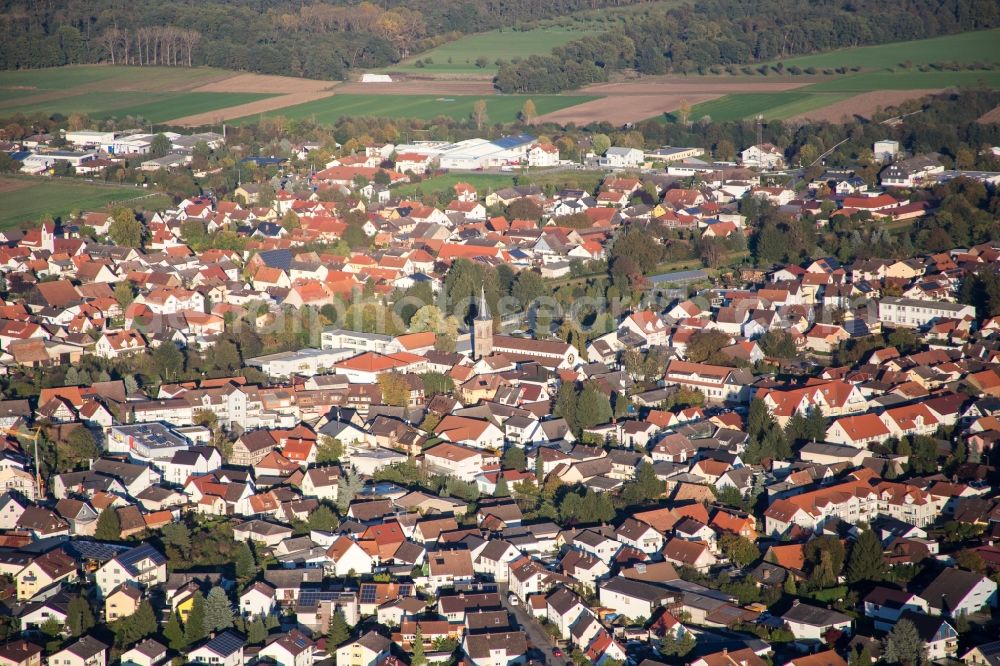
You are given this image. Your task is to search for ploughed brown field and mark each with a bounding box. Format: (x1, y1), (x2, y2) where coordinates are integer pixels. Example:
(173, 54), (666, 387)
(789, 89), (940, 123)
(534, 93), (722, 125)
(168, 73), (336, 125)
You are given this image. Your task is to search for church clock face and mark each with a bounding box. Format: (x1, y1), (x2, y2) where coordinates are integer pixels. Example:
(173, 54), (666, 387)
(568, 353), (575, 363)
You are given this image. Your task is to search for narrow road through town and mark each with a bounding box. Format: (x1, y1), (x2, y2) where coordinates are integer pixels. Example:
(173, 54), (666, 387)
(500, 585), (571, 666)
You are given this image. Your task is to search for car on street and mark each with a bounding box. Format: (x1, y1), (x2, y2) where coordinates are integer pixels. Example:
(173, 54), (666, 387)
(552, 648), (563, 657)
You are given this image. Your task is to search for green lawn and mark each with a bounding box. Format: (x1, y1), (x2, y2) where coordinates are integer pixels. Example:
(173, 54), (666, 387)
(393, 28), (597, 74)
(393, 173), (516, 197)
(777, 29), (1000, 70)
(234, 93), (596, 124)
(0, 177), (170, 229)
(805, 69), (1000, 92)
(394, 169), (607, 199)
(1, 91), (274, 123)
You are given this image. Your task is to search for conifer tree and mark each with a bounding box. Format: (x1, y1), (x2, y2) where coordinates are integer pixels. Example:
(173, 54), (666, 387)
(184, 592), (207, 645)
(412, 626), (427, 666)
(847, 526), (887, 584)
(164, 611), (186, 651)
(95, 508), (121, 541)
(327, 611), (350, 647)
(203, 587), (235, 633)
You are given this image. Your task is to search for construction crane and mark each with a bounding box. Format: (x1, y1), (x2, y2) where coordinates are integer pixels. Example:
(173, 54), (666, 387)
(3, 426), (44, 499)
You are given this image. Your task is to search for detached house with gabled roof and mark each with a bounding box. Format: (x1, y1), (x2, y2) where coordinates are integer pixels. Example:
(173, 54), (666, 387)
(94, 543), (168, 598)
(95, 329), (147, 359)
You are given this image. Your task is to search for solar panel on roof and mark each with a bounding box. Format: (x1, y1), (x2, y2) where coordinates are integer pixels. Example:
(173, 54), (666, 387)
(206, 631), (245, 656)
(359, 585), (377, 604)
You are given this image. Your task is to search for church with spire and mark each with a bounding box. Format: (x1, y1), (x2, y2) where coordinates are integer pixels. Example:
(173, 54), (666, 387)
(473, 285), (493, 360)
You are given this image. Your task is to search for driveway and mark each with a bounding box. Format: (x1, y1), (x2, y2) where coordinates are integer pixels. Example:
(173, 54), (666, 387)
(500, 585), (570, 666)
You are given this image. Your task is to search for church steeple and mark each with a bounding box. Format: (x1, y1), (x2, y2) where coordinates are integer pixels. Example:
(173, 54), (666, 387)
(473, 284), (493, 360)
(476, 285), (491, 321)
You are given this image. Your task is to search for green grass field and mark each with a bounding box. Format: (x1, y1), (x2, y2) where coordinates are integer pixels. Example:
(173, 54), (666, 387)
(805, 69), (1000, 92)
(394, 28), (596, 74)
(393, 173), (516, 197)
(0, 65), (235, 91)
(680, 92), (815, 122)
(1, 91), (274, 123)
(234, 93), (595, 124)
(0, 177), (171, 229)
(777, 29), (1000, 70)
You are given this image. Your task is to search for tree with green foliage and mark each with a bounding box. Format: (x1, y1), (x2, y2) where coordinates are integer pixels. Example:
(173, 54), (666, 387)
(65, 426), (99, 469)
(316, 436), (344, 464)
(164, 611), (186, 650)
(621, 462), (664, 506)
(420, 372), (454, 396)
(758, 329), (797, 358)
(235, 541), (257, 580)
(132, 599), (159, 640)
(576, 382), (612, 431)
(512, 270), (545, 308)
(247, 616), (268, 644)
(558, 487), (615, 524)
(718, 533), (760, 567)
(184, 592), (207, 645)
(150, 133), (171, 158)
(554, 381), (580, 435)
(503, 446), (527, 471)
(908, 435), (940, 474)
(714, 485), (748, 510)
(884, 618), (926, 666)
(327, 610), (350, 648)
(783, 575), (797, 595)
(95, 507), (121, 541)
(685, 329), (732, 364)
(495, 477), (510, 497)
(847, 526), (887, 584)
(108, 208), (144, 248)
(659, 630), (696, 657)
(848, 644), (873, 666)
(308, 505), (339, 532)
(336, 471), (363, 513)
(803, 534), (846, 588)
(114, 280), (135, 310)
(161, 521), (192, 558)
(412, 625), (427, 666)
(203, 587), (234, 634)
(153, 342), (185, 381)
(67, 594), (95, 637)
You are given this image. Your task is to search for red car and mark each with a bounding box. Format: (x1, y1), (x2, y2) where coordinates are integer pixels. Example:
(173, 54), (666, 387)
(551, 649), (563, 658)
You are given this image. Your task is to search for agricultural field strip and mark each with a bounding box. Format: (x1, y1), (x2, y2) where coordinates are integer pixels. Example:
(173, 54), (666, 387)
(230, 94), (598, 124)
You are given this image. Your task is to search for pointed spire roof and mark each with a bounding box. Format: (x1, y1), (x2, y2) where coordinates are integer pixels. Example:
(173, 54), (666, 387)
(476, 285), (491, 321)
